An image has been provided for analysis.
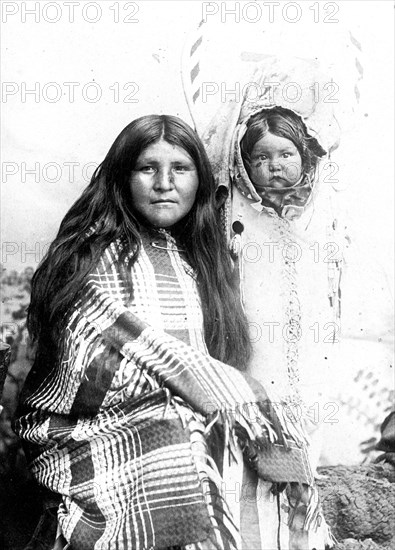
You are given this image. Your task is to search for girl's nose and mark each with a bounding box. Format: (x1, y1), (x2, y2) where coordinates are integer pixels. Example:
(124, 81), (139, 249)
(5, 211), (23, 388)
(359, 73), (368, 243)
(155, 169), (174, 190)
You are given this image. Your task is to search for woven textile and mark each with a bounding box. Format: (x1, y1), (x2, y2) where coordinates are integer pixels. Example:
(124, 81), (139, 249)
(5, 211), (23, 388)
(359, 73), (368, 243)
(16, 227), (325, 549)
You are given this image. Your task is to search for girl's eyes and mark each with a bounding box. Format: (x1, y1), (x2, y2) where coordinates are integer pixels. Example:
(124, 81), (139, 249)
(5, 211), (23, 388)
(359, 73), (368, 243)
(137, 165), (190, 173)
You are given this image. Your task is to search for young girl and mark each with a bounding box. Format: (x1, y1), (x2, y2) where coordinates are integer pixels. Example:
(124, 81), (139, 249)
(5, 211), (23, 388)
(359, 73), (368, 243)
(15, 115), (327, 550)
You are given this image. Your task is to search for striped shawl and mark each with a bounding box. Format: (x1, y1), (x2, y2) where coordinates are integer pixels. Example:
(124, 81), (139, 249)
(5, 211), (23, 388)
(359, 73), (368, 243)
(16, 228), (324, 550)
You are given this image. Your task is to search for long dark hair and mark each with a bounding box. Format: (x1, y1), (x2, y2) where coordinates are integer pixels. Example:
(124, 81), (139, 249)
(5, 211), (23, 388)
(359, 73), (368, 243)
(241, 106), (326, 180)
(28, 114), (251, 369)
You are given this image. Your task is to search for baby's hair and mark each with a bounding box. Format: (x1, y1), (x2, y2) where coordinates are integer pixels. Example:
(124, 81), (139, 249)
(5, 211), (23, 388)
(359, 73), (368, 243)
(240, 106), (326, 181)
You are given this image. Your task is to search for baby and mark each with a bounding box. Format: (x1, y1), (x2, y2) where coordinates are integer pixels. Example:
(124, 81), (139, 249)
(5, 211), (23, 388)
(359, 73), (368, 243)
(240, 106), (326, 217)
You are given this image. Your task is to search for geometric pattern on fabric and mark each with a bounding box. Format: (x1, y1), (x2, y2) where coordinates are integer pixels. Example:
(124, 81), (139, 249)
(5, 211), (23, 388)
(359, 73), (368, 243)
(15, 226), (327, 549)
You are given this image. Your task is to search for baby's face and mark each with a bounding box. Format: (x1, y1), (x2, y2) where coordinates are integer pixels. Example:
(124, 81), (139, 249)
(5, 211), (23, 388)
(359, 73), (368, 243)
(248, 132), (303, 190)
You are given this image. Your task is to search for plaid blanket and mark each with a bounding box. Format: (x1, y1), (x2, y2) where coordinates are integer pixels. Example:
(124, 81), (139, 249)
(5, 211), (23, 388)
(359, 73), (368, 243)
(16, 227), (327, 549)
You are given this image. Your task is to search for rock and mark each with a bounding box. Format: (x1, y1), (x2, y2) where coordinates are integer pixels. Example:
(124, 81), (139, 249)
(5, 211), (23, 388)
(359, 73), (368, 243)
(317, 464), (395, 549)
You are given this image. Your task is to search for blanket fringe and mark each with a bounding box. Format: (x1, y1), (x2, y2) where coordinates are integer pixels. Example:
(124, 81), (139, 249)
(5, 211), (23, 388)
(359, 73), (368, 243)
(272, 400), (311, 448)
(302, 485), (336, 549)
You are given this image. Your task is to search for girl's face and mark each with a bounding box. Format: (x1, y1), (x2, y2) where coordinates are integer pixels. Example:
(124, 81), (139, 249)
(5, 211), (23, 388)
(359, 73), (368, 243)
(129, 139), (199, 228)
(248, 132), (303, 190)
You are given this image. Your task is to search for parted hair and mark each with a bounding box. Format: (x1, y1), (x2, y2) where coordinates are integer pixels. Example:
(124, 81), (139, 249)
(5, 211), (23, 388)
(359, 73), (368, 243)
(28, 114), (252, 370)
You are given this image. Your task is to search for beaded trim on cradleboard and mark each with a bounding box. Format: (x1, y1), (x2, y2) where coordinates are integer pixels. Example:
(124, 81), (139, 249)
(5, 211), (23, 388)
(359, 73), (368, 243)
(226, 120), (343, 407)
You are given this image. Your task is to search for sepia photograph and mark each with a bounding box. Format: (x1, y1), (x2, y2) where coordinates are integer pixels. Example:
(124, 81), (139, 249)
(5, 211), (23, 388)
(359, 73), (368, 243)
(1, 1), (394, 549)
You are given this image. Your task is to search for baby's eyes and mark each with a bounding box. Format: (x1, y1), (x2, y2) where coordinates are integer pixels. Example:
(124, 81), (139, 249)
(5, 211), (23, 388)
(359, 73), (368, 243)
(254, 152), (294, 161)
